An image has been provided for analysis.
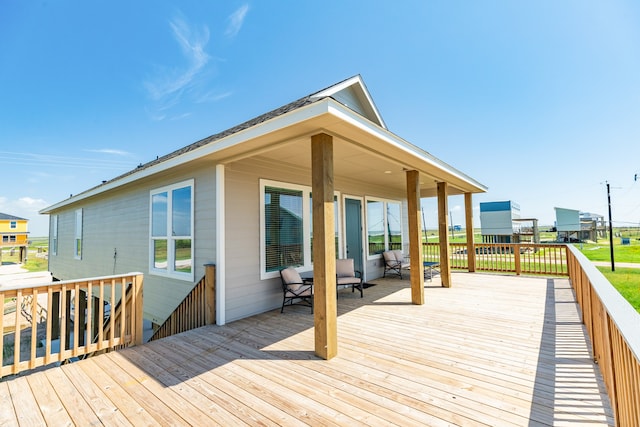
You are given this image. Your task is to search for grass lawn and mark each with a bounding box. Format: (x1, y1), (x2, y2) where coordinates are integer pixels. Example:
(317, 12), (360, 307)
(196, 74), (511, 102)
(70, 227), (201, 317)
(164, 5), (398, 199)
(597, 267), (640, 313)
(1, 237), (49, 273)
(570, 241), (640, 312)
(577, 242), (640, 263)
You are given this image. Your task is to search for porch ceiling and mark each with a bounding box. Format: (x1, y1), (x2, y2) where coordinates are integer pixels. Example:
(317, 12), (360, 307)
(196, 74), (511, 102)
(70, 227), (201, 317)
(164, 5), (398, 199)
(212, 102), (485, 198)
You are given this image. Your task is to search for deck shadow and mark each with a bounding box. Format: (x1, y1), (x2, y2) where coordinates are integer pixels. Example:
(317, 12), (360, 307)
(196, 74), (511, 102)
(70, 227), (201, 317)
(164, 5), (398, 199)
(117, 277), (415, 387)
(527, 278), (614, 426)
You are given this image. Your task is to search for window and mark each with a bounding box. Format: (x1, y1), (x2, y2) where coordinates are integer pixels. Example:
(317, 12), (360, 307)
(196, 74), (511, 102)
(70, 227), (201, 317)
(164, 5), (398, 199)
(260, 180), (340, 279)
(10, 221), (16, 229)
(308, 194), (341, 264)
(150, 180), (194, 280)
(74, 209), (83, 259)
(51, 215), (58, 256)
(264, 185), (305, 272)
(366, 198), (402, 257)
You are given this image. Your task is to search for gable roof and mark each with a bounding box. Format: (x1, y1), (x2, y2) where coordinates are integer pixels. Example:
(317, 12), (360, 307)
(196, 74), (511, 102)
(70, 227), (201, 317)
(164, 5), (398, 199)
(41, 75), (487, 214)
(0, 213), (27, 221)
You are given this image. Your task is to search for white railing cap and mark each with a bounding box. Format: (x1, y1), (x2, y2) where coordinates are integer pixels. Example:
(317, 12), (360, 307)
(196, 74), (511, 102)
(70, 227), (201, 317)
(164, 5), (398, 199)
(567, 245), (640, 361)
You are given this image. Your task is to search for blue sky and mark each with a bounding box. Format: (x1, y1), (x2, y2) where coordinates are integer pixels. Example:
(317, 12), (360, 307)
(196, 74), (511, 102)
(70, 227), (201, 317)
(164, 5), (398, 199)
(2, 1), (640, 236)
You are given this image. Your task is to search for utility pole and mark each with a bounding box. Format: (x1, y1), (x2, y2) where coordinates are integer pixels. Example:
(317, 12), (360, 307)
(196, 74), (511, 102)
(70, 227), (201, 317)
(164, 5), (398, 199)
(607, 182), (615, 271)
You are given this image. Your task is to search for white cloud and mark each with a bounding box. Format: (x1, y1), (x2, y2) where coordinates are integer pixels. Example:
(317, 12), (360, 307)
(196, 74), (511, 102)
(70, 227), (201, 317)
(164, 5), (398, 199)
(225, 4), (249, 38)
(0, 197), (50, 236)
(195, 90), (233, 103)
(144, 16), (211, 106)
(84, 149), (133, 156)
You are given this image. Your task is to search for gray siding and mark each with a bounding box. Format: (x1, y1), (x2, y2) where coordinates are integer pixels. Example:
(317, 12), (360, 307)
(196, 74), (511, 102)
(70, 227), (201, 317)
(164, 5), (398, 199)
(224, 157), (409, 322)
(47, 164), (216, 325)
(47, 155), (412, 325)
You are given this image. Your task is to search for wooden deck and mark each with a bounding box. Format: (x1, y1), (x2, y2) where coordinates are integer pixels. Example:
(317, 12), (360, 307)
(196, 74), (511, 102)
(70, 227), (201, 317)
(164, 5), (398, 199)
(0, 273), (614, 426)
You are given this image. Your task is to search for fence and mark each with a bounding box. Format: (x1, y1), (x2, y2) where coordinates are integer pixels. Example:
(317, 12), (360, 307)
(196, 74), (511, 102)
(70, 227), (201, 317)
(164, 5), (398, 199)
(423, 242), (568, 276)
(149, 264), (215, 341)
(1, 272), (143, 378)
(566, 245), (639, 425)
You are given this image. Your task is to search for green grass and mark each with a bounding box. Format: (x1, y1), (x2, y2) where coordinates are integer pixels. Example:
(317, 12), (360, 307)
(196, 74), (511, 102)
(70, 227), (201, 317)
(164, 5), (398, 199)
(1, 237), (50, 272)
(577, 242), (640, 263)
(596, 267), (640, 313)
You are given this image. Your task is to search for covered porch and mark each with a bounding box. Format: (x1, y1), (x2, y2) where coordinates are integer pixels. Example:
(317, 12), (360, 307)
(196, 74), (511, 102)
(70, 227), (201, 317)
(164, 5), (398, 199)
(1, 273), (613, 426)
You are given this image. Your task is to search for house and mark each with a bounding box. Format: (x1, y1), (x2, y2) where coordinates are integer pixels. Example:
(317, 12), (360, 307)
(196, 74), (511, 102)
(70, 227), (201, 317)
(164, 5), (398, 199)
(554, 207), (581, 242)
(479, 201), (540, 244)
(0, 212), (29, 263)
(40, 76), (487, 357)
(554, 207), (606, 242)
(578, 211), (607, 242)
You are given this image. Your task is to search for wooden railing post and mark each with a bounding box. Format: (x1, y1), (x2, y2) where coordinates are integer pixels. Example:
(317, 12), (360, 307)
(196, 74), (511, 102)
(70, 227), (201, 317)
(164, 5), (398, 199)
(204, 264), (216, 326)
(134, 274), (144, 345)
(514, 244), (521, 275)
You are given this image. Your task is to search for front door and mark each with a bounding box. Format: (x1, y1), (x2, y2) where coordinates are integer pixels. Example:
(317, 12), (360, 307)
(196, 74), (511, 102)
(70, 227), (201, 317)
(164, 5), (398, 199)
(345, 198), (364, 274)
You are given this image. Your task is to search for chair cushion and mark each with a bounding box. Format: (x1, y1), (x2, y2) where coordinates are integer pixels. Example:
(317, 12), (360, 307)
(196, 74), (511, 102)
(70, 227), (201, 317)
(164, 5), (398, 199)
(392, 250), (404, 262)
(337, 276), (361, 285)
(336, 258), (355, 277)
(382, 251), (396, 265)
(281, 267), (303, 284)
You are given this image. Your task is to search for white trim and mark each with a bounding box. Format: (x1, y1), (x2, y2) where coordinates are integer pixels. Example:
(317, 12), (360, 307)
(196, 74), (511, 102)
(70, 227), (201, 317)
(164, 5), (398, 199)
(74, 209), (83, 260)
(310, 75), (387, 129)
(40, 97), (486, 214)
(259, 179), (342, 280)
(326, 100), (487, 192)
(342, 194), (366, 278)
(40, 101), (333, 213)
(364, 196), (403, 260)
(215, 165), (226, 325)
(259, 180), (310, 280)
(148, 179), (195, 282)
(51, 215), (58, 256)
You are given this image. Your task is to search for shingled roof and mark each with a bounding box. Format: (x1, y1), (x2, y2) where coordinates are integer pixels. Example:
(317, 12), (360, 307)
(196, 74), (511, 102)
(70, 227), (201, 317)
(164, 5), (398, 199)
(0, 213), (27, 221)
(61, 75), (384, 204)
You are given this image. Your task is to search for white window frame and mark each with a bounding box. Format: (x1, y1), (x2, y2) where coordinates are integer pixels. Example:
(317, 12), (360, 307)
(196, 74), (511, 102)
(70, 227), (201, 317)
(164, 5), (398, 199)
(149, 179), (195, 281)
(260, 179), (341, 280)
(10, 221), (17, 229)
(74, 209), (83, 260)
(51, 215), (58, 256)
(365, 196), (403, 259)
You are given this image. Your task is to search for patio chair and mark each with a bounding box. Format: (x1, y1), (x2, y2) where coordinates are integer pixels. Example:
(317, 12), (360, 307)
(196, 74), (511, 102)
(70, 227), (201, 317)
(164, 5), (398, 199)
(279, 267), (313, 313)
(382, 250), (410, 279)
(336, 258), (363, 298)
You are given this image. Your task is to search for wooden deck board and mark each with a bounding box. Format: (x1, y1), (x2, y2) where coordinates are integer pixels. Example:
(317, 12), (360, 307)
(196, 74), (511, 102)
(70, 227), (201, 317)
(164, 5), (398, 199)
(1, 273), (614, 426)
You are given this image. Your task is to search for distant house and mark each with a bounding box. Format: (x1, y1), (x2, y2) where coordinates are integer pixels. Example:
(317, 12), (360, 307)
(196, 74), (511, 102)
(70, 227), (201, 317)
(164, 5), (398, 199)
(0, 213), (29, 263)
(579, 212), (607, 242)
(479, 201), (539, 244)
(555, 208), (606, 242)
(40, 75), (487, 333)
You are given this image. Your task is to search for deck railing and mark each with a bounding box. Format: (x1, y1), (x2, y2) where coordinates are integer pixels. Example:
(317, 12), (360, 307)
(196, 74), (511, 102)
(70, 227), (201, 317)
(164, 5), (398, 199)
(149, 264), (215, 342)
(566, 245), (639, 425)
(0, 272), (143, 378)
(423, 242), (568, 276)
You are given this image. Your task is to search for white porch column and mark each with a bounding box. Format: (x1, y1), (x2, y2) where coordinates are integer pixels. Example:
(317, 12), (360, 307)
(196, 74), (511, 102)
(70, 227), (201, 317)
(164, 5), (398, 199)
(215, 164), (226, 325)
